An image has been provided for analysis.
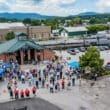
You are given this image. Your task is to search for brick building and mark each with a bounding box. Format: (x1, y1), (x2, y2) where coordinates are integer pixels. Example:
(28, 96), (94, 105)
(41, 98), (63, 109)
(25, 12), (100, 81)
(0, 33), (54, 65)
(0, 22), (51, 42)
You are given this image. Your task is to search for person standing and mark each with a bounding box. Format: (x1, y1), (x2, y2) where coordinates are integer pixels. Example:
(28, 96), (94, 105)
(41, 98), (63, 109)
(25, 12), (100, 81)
(57, 81), (60, 91)
(28, 78), (32, 87)
(61, 78), (65, 89)
(7, 83), (13, 99)
(21, 74), (25, 84)
(35, 78), (39, 89)
(20, 89), (24, 98)
(50, 83), (54, 93)
(7, 83), (11, 93)
(60, 71), (63, 79)
(10, 88), (13, 99)
(57, 72), (60, 80)
(46, 80), (49, 89)
(67, 79), (71, 90)
(25, 88), (30, 98)
(14, 87), (19, 99)
(94, 73), (98, 81)
(55, 82), (58, 92)
(32, 86), (36, 96)
(42, 78), (45, 88)
(72, 75), (75, 86)
(14, 80), (17, 88)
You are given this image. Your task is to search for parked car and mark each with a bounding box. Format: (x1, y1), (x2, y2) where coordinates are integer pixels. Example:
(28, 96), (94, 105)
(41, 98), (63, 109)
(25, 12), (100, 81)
(79, 47), (86, 52)
(104, 64), (110, 70)
(98, 46), (105, 51)
(67, 49), (76, 55)
(69, 51), (76, 55)
(74, 48), (80, 53)
(104, 62), (110, 70)
(103, 46), (109, 50)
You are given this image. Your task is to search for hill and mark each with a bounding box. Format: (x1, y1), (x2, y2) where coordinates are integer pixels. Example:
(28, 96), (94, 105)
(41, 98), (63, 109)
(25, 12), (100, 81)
(78, 12), (98, 16)
(0, 12), (55, 20)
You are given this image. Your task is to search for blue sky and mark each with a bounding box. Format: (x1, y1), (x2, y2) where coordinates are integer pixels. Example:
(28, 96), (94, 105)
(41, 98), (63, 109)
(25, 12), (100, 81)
(0, 0), (110, 16)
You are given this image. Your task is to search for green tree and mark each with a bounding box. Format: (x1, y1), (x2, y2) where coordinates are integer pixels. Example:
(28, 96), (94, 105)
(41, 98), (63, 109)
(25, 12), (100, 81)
(23, 18), (31, 25)
(31, 20), (41, 26)
(44, 18), (60, 29)
(89, 18), (106, 24)
(87, 24), (107, 34)
(5, 31), (15, 41)
(70, 17), (82, 26)
(79, 46), (104, 73)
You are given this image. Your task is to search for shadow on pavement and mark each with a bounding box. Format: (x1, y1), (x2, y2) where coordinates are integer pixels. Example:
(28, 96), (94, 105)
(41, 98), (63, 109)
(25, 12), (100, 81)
(0, 98), (62, 110)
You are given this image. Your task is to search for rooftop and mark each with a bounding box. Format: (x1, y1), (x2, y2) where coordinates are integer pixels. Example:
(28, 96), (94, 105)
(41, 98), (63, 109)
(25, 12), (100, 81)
(0, 22), (25, 29)
(64, 26), (87, 32)
(0, 33), (44, 54)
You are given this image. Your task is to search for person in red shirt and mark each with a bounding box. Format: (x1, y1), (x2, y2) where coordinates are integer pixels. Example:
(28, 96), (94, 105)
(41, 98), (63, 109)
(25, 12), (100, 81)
(61, 78), (65, 89)
(32, 86), (36, 96)
(25, 88), (30, 97)
(20, 89), (24, 98)
(14, 87), (19, 99)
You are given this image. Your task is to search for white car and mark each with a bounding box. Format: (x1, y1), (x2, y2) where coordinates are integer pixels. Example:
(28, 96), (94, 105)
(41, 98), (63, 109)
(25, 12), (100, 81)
(74, 48), (80, 53)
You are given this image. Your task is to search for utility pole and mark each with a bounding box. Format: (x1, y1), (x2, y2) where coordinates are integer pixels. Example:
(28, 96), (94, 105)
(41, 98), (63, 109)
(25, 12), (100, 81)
(107, 22), (110, 34)
(26, 24), (30, 39)
(97, 36), (100, 47)
(83, 35), (86, 48)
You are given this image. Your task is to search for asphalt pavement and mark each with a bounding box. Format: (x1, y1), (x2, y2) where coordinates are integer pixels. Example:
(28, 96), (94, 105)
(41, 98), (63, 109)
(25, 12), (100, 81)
(0, 98), (62, 110)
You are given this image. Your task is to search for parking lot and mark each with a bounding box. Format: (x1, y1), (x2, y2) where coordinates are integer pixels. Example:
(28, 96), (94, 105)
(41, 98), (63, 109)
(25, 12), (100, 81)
(54, 47), (110, 65)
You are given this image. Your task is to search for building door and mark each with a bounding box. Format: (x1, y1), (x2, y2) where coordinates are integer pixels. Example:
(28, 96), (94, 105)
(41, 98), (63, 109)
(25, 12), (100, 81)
(24, 50), (28, 64)
(30, 49), (35, 61)
(16, 51), (21, 64)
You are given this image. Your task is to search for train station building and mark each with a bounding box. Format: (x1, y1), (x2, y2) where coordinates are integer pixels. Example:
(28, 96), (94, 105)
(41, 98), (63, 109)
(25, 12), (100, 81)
(0, 33), (54, 65)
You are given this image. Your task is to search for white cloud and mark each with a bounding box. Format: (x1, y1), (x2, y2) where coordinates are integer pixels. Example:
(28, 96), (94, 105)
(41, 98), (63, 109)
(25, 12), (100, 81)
(46, 0), (76, 5)
(0, 0), (87, 16)
(96, 0), (110, 12)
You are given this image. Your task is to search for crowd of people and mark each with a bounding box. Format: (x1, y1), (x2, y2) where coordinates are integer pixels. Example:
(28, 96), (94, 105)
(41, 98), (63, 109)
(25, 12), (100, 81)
(5, 57), (81, 100)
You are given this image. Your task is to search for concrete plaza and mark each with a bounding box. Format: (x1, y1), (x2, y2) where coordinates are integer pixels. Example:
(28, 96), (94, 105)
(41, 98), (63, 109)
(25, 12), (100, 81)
(0, 50), (110, 110)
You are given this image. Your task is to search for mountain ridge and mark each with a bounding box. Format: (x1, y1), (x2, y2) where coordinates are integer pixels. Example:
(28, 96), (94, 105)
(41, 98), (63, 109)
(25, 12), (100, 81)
(0, 12), (55, 20)
(0, 12), (106, 20)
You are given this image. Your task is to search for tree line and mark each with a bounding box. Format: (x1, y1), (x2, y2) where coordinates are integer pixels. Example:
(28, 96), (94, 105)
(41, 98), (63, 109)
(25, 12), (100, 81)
(1, 13), (110, 40)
